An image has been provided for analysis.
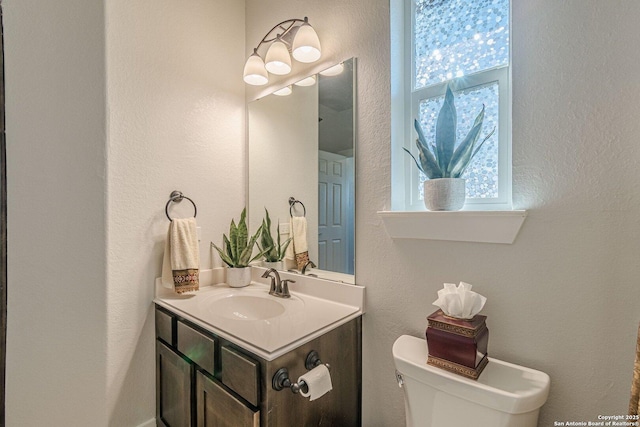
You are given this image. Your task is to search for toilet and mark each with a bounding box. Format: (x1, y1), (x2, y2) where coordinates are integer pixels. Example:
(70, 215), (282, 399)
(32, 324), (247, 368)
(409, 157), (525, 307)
(392, 335), (550, 427)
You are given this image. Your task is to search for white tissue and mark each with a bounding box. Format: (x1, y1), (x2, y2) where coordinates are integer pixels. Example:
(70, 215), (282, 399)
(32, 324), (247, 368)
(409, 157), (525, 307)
(298, 365), (332, 401)
(432, 282), (487, 320)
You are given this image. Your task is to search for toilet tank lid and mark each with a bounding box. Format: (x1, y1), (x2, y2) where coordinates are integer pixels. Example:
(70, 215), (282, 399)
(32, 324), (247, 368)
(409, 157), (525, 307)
(392, 335), (550, 415)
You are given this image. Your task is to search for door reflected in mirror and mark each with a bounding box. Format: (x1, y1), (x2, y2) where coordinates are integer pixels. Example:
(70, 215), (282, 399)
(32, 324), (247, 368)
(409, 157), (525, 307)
(248, 58), (356, 284)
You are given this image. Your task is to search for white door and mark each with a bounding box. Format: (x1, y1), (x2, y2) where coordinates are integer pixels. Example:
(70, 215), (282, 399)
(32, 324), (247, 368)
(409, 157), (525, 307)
(318, 151), (348, 273)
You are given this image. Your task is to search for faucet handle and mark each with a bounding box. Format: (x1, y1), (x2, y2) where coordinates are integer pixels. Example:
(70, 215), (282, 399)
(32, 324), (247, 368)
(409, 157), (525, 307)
(280, 279), (295, 298)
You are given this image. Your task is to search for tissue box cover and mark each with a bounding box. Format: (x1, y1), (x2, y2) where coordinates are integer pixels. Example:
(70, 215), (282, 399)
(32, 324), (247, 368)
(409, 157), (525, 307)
(426, 309), (489, 380)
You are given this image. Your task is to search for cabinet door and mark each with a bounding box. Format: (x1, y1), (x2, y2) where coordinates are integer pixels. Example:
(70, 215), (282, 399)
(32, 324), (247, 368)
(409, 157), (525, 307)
(196, 371), (259, 427)
(157, 341), (193, 427)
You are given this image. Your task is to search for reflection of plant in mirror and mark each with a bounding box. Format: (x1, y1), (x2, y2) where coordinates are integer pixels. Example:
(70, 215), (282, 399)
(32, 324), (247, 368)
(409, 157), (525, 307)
(404, 84), (495, 179)
(211, 208), (264, 268)
(258, 208), (292, 263)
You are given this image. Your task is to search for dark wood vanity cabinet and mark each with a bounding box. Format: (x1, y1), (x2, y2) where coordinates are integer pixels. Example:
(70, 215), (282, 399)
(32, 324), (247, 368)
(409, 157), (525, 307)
(155, 305), (361, 427)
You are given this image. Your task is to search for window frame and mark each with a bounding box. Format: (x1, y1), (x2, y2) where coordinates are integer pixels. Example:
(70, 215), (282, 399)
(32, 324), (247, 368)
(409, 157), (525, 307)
(402, 0), (512, 211)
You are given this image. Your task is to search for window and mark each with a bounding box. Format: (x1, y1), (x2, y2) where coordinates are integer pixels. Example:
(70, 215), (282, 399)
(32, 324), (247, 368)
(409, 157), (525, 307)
(399, 0), (511, 210)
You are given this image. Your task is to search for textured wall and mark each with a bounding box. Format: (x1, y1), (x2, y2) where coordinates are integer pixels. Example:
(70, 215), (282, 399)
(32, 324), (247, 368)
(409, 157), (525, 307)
(105, 0), (245, 425)
(4, 0), (245, 425)
(4, 0), (109, 425)
(247, 0), (640, 425)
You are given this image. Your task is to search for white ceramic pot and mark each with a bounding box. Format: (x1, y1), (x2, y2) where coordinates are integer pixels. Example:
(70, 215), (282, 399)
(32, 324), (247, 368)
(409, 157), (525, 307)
(423, 178), (466, 211)
(262, 261), (284, 271)
(226, 267), (251, 288)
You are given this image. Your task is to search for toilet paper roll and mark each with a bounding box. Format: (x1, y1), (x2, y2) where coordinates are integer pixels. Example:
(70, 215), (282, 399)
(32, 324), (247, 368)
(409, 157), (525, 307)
(298, 365), (332, 401)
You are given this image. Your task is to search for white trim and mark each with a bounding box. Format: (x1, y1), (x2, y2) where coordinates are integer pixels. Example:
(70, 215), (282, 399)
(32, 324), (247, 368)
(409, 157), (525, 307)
(378, 210), (527, 244)
(390, 0), (408, 210)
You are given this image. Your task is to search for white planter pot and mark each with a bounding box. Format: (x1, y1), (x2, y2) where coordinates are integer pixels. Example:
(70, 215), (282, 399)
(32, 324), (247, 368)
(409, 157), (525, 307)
(424, 178), (466, 211)
(262, 261), (284, 271)
(226, 267), (252, 288)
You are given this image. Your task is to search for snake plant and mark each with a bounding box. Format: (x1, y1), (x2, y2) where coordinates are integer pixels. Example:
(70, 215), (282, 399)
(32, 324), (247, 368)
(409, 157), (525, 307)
(404, 84), (495, 179)
(257, 208), (292, 263)
(211, 208), (264, 268)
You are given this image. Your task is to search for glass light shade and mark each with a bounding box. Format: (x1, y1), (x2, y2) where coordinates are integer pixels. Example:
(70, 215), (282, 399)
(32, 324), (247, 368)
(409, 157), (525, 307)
(265, 40), (292, 75)
(320, 63), (344, 76)
(243, 51), (268, 85)
(294, 75), (317, 86)
(292, 23), (321, 63)
(273, 85), (293, 96)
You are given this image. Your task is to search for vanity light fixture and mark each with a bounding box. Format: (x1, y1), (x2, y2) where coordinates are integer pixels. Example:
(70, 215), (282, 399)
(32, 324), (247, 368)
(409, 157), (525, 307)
(273, 85), (293, 96)
(264, 38), (292, 75)
(319, 62), (344, 77)
(294, 75), (317, 87)
(243, 50), (269, 85)
(243, 17), (322, 86)
(291, 20), (321, 63)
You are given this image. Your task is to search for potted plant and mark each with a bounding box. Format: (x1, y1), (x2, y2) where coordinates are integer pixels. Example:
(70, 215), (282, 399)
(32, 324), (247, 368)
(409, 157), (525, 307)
(257, 208), (292, 271)
(211, 208), (263, 288)
(404, 84), (495, 211)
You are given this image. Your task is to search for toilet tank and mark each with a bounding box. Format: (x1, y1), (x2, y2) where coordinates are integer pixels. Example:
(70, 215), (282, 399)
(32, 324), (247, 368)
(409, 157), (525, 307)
(392, 335), (550, 427)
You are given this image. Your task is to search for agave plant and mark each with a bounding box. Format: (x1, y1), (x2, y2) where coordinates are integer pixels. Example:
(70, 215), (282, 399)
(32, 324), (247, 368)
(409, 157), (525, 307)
(404, 84), (495, 179)
(257, 208), (292, 263)
(211, 208), (264, 268)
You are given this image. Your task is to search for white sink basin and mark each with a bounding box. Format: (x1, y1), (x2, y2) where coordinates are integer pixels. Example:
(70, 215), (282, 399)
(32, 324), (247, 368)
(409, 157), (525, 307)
(205, 294), (289, 321)
(196, 288), (305, 322)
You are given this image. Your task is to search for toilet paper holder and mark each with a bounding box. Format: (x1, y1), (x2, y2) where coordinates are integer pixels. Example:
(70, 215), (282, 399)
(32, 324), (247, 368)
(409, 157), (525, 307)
(272, 350), (330, 394)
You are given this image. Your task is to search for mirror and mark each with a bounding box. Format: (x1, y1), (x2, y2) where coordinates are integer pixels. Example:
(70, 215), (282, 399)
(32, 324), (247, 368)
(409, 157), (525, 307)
(248, 58), (356, 284)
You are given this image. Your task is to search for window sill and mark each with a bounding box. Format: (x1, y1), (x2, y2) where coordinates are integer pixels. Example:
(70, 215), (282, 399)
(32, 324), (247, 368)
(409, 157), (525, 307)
(377, 210), (527, 244)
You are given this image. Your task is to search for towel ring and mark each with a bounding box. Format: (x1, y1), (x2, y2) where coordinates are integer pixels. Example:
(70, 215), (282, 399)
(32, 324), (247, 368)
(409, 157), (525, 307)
(289, 197), (306, 217)
(165, 191), (197, 221)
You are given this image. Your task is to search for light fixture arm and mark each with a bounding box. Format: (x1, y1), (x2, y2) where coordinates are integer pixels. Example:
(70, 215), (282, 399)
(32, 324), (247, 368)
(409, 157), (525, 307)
(244, 16), (320, 86)
(254, 17), (309, 53)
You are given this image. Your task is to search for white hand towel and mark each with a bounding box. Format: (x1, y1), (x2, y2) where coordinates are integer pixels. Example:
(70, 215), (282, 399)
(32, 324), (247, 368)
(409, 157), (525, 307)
(289, 216), (309, 270)
(285, 217), (296, 262)
(162, 217), (199, 294)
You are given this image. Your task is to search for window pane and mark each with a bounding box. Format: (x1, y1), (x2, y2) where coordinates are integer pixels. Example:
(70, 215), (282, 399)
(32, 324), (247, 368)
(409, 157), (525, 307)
(417, 82), (499, 199)
(414, 0), (509, 89)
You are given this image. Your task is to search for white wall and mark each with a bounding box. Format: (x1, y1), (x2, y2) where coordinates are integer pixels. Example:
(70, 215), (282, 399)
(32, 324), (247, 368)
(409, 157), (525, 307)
(5, 0), (245, 425)
(247, 0), (640, 425)
(4, 0), (109, 425)
(105, 0), (245, 425)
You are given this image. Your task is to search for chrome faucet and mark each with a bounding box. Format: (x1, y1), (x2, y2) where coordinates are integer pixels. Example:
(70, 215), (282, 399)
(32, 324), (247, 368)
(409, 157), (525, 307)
(301, 260), (317, 275)
(261, 268), (294, 298)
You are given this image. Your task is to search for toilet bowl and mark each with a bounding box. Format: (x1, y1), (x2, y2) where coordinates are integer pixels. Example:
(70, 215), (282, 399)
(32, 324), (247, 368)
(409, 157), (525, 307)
(392, 335), (550, 427)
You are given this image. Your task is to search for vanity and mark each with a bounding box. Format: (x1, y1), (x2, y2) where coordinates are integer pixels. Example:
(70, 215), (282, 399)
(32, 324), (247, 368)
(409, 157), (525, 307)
(155, 58), (361, 426)
(154, 268), (364, 427)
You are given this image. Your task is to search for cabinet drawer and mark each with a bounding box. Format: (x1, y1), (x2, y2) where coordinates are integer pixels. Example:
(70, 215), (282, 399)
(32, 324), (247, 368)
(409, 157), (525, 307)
(196, 371), (259, 427)
(221, 346), (260, 407)
(155, 308), (173, 344)
(177, 320), (216, 375)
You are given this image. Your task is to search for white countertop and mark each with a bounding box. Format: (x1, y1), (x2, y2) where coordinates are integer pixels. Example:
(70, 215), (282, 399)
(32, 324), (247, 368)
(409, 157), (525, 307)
(154, 267), (365, 361)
